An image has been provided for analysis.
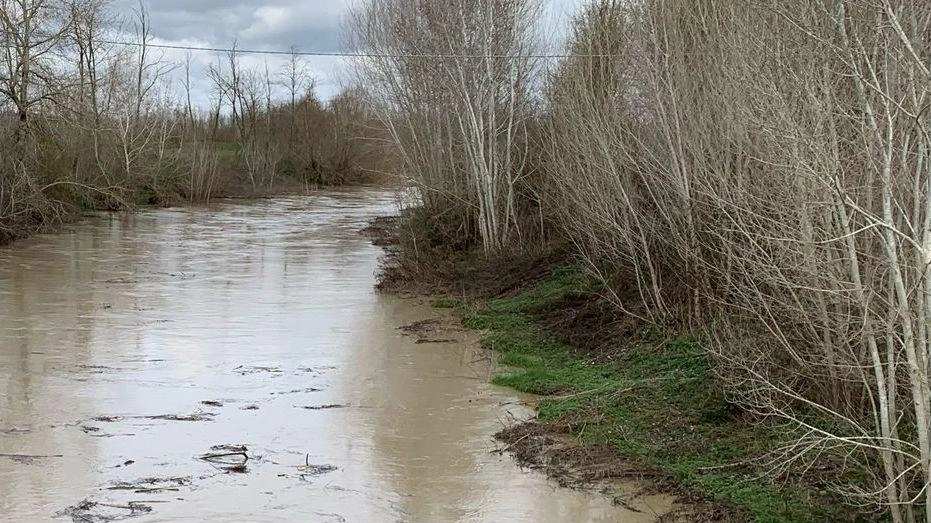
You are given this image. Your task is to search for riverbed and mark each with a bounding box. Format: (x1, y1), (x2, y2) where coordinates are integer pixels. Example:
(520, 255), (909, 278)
(0, 189), (668, 522)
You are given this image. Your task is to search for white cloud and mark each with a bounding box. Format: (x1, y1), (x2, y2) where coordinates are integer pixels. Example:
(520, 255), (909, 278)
(241, 6), (293, 40)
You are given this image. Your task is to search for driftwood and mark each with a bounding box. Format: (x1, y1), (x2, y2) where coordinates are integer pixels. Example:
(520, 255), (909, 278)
(199, 444), (249, 473)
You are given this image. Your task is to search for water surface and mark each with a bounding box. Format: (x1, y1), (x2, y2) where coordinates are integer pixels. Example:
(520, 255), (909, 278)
(0, 189), (668, 522)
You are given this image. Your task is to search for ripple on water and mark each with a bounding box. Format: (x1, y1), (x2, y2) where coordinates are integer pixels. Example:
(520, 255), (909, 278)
(0, 189), (670, 522)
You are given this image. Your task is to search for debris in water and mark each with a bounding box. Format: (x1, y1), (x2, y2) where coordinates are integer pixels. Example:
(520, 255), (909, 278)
(312, 512), (347, 522)
(143, 412), (215, 422)
(200, 400), (224, 407)
(398, 319), (441, 335)
(93, 416), (124, 423)
(58, 500), (153, 522)
(80, 420), (135, 438)
(91, 412), (214, 423)
(0, 426), (32, 435)
(399, 319), (460, 344)
(107, 476), (190, 494)
(204, 444), (247, 456)
(104, 277), (139, 285)
(282, 454), (338, 482)
(240, 404), (260, 410)
(234, 365), (284, 376)
(299, 464), (338, 477)
(199, 444), (250, 473)
(296, 404), (345, 410)
(0, 453), (63, 464)
(270, 387), (322, 395)
(75, 364), (122, 374)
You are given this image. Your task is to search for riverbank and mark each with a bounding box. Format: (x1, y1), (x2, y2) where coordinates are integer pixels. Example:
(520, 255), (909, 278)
(369, 224), (872, 522)
(0, 174), (381, 248)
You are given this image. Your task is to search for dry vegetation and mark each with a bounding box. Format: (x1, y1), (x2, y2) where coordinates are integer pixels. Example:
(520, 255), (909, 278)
(0, 0), (391, 245)
(352, 0), (931, 519)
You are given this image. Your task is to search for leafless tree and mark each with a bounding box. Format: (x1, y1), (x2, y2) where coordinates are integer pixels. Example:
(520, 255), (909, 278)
(280, 46), (313, 155)
(541, 1), (931, 519)
(351, 0), (541, 253)
(0, 0), (71, 136)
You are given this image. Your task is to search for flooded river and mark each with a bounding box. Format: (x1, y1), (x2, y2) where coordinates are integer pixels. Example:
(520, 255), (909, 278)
(0, 189), (667, 522)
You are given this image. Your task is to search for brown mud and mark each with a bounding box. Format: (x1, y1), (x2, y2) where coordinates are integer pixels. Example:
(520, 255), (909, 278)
(526, 291), (647, 363)
(365, 214), (570, 299)
(496, 423), (741, 523)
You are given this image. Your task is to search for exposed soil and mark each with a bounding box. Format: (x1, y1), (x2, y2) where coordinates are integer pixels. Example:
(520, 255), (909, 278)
(526, 291), (646, 363)
(369, 215), (569, 298)
(359, 215), (400, 247)
(364, 216), (663, 362)
(497, 422), (745, 523)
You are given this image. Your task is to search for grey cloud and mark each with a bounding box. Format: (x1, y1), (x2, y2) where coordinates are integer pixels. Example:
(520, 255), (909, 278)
(112, 0), (346, 52)
(106, 0), (584, 105)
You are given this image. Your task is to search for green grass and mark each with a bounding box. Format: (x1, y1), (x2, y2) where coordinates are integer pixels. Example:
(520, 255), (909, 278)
(431, 298), (459, 309)
(452, 267), (844, 523)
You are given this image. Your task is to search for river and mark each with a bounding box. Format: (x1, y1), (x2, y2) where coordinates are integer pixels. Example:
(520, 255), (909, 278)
(0, 189), (668, 522)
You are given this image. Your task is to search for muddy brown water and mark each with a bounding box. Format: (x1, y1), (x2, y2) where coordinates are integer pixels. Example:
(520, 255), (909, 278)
(0, 189), (670, 522)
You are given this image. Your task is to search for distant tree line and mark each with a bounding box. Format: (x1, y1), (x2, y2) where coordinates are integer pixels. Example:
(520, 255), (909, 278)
(0, 0), (389, 244)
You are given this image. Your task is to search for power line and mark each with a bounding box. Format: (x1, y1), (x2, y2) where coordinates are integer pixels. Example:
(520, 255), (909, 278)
(95, 38), (588, 59)
(0, 28), (600, 59)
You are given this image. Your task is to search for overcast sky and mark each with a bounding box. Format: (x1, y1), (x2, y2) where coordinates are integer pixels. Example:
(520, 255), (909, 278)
(108, 0), (585, 107)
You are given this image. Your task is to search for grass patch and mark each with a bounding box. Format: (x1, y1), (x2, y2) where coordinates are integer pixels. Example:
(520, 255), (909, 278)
(431, 298), (459, 309)
(453, 266), (847, 523)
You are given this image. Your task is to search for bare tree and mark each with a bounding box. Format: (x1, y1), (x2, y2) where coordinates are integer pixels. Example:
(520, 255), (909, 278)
(351, 0), (541, 253)
(205, 55), (227, 140)
(540, 1), (931, 519)
(280, 46), (313, 155)
(129, 1), (172, 123)
(0, 0), (70, 136)
(181, 51), (195, 132)
(69, 0), (111, 124)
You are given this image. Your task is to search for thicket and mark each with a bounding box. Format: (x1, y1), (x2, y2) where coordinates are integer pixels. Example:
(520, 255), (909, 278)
(352, 0), (931, 519)
(0, 0), (388, 245)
